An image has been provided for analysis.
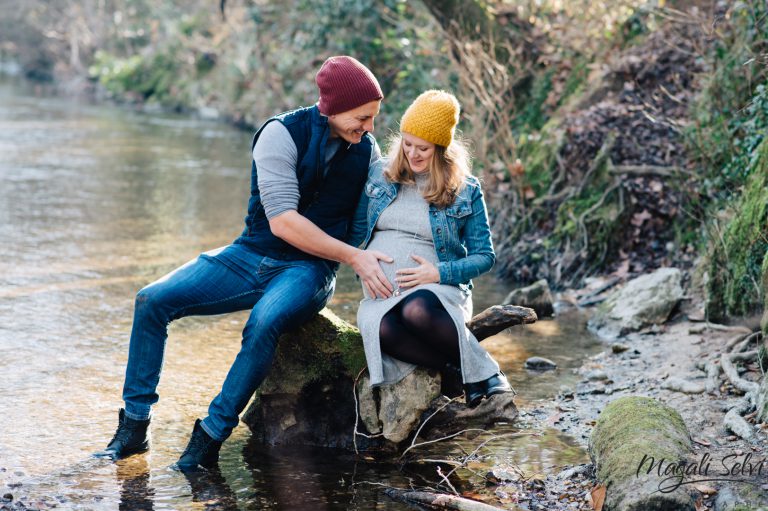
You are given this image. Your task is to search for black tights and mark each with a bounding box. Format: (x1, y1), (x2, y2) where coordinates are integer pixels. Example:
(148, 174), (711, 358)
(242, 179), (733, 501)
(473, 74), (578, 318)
(379, 290), (460, 370)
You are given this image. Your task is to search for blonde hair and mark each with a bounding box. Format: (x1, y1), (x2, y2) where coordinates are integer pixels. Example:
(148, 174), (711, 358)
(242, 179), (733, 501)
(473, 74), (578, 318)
(383, 134), (471, 209)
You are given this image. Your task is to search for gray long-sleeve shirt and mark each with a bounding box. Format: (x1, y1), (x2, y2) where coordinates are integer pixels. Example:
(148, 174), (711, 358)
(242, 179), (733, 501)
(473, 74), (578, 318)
(253, 120), (381, 219)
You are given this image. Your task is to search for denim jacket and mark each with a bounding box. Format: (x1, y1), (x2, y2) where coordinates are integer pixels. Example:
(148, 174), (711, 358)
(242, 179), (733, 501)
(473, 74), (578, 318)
(347, 159), (495, 289)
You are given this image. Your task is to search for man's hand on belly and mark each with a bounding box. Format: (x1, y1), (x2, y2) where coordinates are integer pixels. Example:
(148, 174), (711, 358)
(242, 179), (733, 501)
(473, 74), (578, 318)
(352, 249), (394, 299)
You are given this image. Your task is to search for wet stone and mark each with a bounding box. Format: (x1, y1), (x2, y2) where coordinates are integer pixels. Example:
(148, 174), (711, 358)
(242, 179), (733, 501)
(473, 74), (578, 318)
(611, 343), (629, 353)
(585, 370), (609, 381)
(525, 356), (558, 371)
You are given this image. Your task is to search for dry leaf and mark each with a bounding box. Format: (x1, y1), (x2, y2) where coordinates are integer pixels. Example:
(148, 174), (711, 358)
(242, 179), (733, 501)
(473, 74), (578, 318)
(694, 496), (705, 511)
(590, 484), (606, 511)
(692, 438), (711, 447)
(523, 186), (536, 199)
(510, 158), (525, 177)
(630, 210), (652, 226)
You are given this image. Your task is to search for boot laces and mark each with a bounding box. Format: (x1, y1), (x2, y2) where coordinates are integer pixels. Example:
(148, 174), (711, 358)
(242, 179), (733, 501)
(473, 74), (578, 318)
(109, 419), (138, 446)
(182, 428), (214, 458)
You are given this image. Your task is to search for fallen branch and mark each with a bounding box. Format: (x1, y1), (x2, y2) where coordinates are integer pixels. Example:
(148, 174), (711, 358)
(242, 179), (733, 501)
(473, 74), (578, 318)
(466, 305), (537, 341)
(384, 488), (507, 511)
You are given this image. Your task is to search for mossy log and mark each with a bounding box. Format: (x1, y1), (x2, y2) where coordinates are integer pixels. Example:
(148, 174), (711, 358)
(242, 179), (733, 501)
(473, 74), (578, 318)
(589, 396), (695, 511)
(243, 305), (534, 450)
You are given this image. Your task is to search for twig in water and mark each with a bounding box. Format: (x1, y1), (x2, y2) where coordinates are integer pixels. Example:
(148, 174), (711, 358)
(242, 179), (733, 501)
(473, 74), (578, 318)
(436, 466), (459, 496)
(352, 367), (383, 455)
(400, 429), (489, 460)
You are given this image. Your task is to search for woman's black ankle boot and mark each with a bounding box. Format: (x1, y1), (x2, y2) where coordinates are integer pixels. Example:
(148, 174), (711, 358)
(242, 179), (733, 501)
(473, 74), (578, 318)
(440, 362), (463, 398)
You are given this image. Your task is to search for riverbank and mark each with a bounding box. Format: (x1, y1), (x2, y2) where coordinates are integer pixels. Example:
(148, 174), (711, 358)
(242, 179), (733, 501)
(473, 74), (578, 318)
(496, 281), (768, 510)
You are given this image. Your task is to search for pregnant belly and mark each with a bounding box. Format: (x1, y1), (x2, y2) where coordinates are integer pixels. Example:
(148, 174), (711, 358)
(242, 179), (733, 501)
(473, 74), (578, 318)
(365, 231), (438, 297)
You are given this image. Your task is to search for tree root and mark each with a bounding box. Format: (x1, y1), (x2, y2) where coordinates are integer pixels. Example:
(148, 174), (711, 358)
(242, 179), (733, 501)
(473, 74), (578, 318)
(689, 323), (753, 335)
(705, 360), (721, 395)
(384, 488), (508, 511)
(720, 351), (759, 396)
(661, 377), (705, 394)
(724, 397), (756, 443)
(719, 331), (761, 443)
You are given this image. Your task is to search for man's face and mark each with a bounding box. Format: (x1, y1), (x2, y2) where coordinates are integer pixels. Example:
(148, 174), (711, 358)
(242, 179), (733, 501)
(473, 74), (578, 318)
(327, 100), (381, 144)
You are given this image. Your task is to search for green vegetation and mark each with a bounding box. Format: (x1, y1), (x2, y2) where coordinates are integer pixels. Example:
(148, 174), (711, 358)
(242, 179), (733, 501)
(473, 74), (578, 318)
(79, 0), (452, 131)
(3, 0), (767, 324)
(705, 138), (768, 320)
(689, 1), (768, 321)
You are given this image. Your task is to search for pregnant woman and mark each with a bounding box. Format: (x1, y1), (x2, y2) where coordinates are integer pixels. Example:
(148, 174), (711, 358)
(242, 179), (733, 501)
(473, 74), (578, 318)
(356, 90), (512, 407)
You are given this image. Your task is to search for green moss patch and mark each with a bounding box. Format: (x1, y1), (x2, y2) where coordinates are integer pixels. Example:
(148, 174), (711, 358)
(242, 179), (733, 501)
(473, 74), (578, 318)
(589, 396), (692, 490)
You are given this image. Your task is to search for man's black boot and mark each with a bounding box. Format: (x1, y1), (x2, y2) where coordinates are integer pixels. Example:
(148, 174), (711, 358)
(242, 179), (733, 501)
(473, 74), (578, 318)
(93, 408), (150, 459)
(174, 419), (223, 472)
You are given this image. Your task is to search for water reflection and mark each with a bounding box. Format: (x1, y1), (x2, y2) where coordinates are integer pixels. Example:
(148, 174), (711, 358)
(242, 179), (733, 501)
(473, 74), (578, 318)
(117, 457), (155, 511)
(181, 469), (238, 511)
(0, 77), (601, 510)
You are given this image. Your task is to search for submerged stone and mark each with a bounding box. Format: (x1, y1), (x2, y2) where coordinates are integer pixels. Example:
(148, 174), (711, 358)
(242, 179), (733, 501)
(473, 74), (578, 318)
(524, 356), (558, 371)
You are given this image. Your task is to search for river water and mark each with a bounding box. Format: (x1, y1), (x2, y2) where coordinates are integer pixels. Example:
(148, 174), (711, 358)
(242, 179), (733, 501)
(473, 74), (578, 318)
(0, 78), (602, 510)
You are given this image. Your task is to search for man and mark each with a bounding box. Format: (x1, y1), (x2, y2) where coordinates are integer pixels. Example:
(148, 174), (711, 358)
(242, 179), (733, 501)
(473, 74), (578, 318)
(95, 56), (393, 470)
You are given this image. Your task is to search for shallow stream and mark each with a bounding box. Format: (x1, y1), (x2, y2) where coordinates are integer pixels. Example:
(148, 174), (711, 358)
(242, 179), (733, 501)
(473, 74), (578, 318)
(0, 78), (602, 510)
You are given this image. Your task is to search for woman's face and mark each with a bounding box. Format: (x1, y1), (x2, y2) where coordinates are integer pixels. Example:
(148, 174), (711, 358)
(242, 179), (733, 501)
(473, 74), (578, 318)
(401, 132), (436, 174)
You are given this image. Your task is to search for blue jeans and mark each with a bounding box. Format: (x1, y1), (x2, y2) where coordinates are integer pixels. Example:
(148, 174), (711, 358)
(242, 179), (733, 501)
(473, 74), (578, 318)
(121, 244), (335, 441)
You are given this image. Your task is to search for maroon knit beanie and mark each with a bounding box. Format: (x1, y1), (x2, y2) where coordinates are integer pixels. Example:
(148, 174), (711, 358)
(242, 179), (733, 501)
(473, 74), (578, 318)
(316, 56), (383, 116)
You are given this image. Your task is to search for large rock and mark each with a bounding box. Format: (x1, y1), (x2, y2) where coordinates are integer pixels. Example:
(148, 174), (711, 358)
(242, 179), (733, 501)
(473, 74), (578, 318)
(357, 368), (441, 444)
(589, 396), (695, 511)
(243, 307), (522, 451)
(587, 268), (683, 339)
(503, 279), (554, 318)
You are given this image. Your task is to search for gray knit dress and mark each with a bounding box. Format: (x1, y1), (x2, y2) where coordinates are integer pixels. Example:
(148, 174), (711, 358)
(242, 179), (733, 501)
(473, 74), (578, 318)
(357, 173), (500, 387)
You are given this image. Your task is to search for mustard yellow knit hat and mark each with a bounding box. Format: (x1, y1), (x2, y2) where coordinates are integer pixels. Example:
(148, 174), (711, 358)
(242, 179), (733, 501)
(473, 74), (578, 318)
(399, 90), (460, 147)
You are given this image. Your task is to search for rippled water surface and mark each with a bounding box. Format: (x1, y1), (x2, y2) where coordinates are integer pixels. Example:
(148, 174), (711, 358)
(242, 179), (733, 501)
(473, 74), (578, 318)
(0, 78), (602, 510)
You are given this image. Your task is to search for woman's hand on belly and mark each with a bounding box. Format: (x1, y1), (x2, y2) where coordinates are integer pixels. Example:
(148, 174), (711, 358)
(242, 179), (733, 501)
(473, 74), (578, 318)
(396, 254), (440, 289)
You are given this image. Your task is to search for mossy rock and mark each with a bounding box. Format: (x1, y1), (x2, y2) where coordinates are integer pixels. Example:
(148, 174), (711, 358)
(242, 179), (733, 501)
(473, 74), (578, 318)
(242, 308), (372, 450)
(589, 396), (694, 510)
(706, 138), (768, 322)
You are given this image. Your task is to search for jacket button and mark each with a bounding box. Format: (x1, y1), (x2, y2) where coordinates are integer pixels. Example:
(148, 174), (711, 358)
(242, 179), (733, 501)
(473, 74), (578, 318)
(440, 247), (445, 253)
(436, 228), (442, 233)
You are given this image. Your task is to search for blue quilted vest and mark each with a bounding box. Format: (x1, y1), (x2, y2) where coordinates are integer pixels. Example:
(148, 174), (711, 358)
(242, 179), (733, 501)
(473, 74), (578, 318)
(234, 105), (373, 266)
